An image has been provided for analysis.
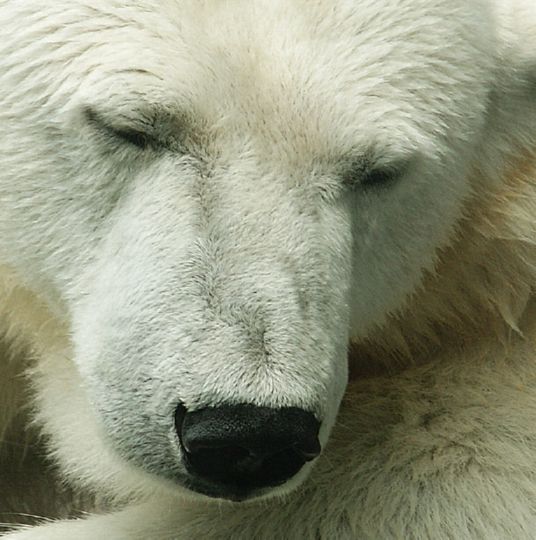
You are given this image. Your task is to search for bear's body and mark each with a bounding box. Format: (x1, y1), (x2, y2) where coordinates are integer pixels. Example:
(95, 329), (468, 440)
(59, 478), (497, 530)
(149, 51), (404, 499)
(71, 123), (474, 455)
(1, 1), (536, 538)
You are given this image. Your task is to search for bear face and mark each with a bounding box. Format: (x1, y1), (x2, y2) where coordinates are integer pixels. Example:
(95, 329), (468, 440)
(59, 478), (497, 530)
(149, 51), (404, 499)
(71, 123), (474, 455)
(0, 0), (504, 502)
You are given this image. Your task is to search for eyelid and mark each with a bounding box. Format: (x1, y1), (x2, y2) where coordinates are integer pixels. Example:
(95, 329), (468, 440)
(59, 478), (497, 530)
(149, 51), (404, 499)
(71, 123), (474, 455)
(84, 106), (166, 149)
(363, 164), (405, 187)
(342, 156), (411, 190)
(108, 125), (152, 149)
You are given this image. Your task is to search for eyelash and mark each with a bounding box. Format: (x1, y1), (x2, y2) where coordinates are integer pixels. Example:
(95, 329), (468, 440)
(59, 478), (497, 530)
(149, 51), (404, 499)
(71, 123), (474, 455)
(342, 161), (405, 191)
(361, 167), (401, 188)
(84, 107), (155, 151)
(109, 127), (151, 150)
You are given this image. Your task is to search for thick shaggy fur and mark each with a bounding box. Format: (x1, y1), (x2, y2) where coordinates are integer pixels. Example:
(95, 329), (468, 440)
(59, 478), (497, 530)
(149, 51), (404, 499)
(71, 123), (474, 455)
(1, 1), (536, 538)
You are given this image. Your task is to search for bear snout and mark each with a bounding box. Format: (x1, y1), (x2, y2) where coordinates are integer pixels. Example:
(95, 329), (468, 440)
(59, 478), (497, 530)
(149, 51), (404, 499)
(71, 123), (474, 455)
(175, 403), (321, 500)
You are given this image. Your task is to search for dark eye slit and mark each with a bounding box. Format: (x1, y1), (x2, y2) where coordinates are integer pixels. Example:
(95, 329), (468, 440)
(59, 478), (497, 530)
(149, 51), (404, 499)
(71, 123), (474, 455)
(84, 106), (156, 150)
(361, 166), (400, 187)
(343, 157), (409, 190)
(108, 126), (151, 149)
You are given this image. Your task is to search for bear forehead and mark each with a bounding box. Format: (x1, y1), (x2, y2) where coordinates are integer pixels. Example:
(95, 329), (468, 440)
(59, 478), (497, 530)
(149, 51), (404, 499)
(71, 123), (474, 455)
(80, 0), (494, 88)
(71, 0), (495, 163)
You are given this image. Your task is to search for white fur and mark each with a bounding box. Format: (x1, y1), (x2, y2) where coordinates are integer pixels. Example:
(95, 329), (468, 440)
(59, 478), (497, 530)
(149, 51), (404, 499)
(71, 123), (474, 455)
(1, 0), (536, 537)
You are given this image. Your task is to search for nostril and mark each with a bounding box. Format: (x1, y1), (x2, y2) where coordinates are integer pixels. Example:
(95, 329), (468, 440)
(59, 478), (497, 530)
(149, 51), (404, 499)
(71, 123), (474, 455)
(174, 403), (321, 491)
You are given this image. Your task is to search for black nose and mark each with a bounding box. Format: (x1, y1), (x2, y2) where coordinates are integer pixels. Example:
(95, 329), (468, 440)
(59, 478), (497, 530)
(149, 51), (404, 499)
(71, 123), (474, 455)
(175, 403), (321, 494)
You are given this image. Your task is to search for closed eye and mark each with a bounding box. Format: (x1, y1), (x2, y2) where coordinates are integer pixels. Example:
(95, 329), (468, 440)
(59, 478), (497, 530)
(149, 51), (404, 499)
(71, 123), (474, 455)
(343, 158), (409, 191)
(361, 166), (402, 188)
(83, 106), (182, 152)
(107, 125), (151, 150)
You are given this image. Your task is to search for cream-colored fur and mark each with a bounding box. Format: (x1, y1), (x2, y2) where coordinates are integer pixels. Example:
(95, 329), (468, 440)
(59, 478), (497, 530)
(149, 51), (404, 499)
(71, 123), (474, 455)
(1, 0), (536, 538)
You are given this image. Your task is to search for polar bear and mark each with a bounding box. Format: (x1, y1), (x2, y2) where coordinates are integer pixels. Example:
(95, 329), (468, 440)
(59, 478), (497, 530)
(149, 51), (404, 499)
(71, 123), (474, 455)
(1, 0), (536, 538)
